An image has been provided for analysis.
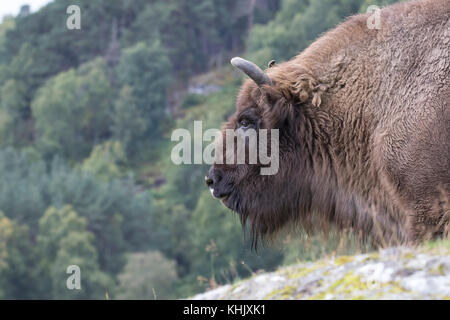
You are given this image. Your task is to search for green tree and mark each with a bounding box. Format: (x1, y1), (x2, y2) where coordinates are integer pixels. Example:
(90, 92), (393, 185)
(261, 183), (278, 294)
(81, 141), (127, 181)
(0, 80), (28, 145)
(52, 232), (113, 299)
(117, 41), (172, 139)
(121, 0), (246, 77)
(0, 43), (46, 145)
(0, 148), (161, 275)
(358, 0), (402, 12)
(0, 15), (15, 64)
(0, 212), (39, 299)
(117, 251), (178, 300)
(247, 0), (363, 65)
(111, 86), (147, 157)
(32, 58), (113, 161)
(37, 205), (112, 299)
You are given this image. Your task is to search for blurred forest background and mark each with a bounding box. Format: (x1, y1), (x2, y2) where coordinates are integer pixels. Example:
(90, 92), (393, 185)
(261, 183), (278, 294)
(0, 0), (400, 299)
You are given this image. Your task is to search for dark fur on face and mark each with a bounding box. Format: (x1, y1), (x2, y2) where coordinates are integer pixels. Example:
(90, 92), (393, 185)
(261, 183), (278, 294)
(207, 0), (450, 247)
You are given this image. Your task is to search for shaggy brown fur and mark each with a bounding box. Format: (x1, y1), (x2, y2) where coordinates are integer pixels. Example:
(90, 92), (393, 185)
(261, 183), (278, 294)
(207, 0), (450, 247)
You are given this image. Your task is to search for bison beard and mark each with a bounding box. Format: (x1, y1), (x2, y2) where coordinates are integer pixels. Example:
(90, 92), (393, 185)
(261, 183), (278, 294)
(206, 0), (450, 248)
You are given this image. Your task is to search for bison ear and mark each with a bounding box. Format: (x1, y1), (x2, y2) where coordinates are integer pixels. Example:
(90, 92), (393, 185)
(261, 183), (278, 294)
(311, 84), (328, 107)
(268, 60), (276, 68)
(231, 57), (272, 87)
(293, 75), (327, 107)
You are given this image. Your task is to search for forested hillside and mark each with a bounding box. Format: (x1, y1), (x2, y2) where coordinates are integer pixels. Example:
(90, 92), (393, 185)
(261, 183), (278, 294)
(0, 0), (400, 299)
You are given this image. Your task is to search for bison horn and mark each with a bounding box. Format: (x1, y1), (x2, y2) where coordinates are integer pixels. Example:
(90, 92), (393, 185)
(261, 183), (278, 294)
(231, 57), (272, 86)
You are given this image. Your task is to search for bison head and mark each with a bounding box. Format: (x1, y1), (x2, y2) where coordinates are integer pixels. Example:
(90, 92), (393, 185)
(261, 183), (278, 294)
(206, 57), (331, 245)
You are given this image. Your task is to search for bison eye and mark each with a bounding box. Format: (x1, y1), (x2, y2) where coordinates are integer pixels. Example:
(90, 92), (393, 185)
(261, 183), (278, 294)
(238, 119), (252, 129)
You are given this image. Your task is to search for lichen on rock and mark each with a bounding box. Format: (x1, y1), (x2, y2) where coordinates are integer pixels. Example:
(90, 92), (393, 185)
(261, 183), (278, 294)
(191, 242), (450, 300)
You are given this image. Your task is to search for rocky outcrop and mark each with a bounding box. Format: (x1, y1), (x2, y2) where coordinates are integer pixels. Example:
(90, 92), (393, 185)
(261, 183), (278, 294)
(191, 243), (450, 300)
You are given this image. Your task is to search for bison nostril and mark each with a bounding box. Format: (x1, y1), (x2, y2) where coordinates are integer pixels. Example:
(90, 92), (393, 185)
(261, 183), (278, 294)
(206, 169), (223, 189)
(205, 176), (213, 187)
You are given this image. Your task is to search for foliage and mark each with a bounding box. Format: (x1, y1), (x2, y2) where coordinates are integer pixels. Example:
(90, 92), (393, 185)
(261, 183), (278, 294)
(32, 58), (113, 161)
(247, 0), (364, 65)
(0, 16), (15, 61)
(111, 86), (147, 157)
(117, 41), (171, 140)
(0, 212), (39, 299)
(0, 148), (163, 277)
(38, 205), (112, 299)
(81, 141), (127, 181)
(117, 251), (178, 300)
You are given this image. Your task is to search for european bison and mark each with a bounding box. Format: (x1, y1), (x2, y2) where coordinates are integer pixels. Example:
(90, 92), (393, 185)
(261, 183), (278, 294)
(206, 0), (450, 246)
